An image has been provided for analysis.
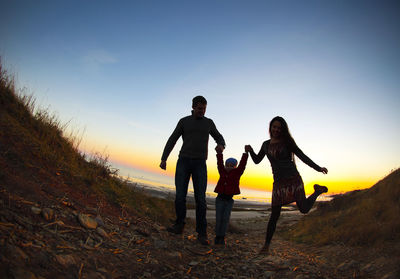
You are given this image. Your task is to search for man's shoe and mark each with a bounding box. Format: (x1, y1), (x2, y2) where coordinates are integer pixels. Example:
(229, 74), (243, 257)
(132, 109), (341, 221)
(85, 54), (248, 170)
(197, 234), (209, 245)
(314, 184), (328, 194)
(214, 236), (225, 245)
(167, 223), (184, 234)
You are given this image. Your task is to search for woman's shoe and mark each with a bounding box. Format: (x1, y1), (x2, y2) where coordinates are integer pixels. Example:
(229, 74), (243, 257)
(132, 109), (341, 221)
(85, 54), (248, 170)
(314, 184), (328, 194)
(259, 244), (270, 255)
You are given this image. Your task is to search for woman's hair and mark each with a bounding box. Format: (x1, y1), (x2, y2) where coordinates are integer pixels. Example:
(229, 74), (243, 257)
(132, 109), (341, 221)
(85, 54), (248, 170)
(269, 116), (297, 161)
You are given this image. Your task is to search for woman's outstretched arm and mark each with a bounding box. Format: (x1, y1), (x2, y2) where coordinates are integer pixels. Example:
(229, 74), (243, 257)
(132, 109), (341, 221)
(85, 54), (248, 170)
(293, 145), (328, 174)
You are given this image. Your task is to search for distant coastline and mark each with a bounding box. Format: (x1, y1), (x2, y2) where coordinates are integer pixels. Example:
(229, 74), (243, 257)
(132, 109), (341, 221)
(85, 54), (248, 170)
(125, 181), (305, 212)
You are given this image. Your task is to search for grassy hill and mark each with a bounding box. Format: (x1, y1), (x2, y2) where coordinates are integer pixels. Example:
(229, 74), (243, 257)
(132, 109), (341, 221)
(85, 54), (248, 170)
(284, 168), (400, 247)
(0, 62), (174, 225)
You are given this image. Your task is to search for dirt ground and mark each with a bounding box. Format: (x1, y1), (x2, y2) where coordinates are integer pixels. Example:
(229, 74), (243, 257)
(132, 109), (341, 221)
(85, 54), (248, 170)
(0, 187), (399, 279)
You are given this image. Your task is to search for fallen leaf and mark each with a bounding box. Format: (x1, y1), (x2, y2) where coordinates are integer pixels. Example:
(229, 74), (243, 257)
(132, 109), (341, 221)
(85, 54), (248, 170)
(186, 267), (192, 274)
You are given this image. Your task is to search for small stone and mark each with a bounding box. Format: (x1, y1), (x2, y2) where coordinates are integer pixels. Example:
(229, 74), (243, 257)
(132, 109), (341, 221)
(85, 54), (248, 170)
(6, 244), (29, 261)
(31, 206), (42, 215)
(15, 247), (29, 261)
(189, 261), (199, 266)
(55, 254), (76, 267)
(154, 239), (168, 249)
(167, 251), (181, 259)
(41, 208), (54, 221)
(338, 260), (358, 271)
(96, 227), (108, 238)
(78, 213), (98, 229)
(97, 268), (108, 274)
(34, 240), (45, 247)
(361, 263), (375, 273)
(95, 215), (105, 227)
(9, 267), (38, 279)
(86, 237), (95, 246)
(263, 271), (275, 279)
(382, 272), (398, 279)
(86, 272), (106, 279)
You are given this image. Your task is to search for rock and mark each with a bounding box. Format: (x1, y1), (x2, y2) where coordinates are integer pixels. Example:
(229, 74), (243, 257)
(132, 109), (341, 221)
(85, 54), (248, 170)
(96, 227), (108, 238)
(97, 268), (108, 274)
(361, 263), (375, 273)
(55, 254), (76, 267)
(41, 208), (54, 221)
(135, 228), (150, 236)
(154, 239), (168, 249)
(189, 261), (199, 266)
(263, 271), (275, 279)
(338, 260), (358, 271)
(31, 206), (41, 215)
(78, 213), (98, 229)
(34, 240), (46, 247)
(382, 272), (399, 279)
(6, 244), (29, 261)
(95, 215), (105, 227)
(143, 272), (152, 278)
(35, 251), (52, 269)
(9, 267), (38, 279)
(167, 251), (182, 260)
(86, 237), (95, 246)
(86, 271), (107, 279)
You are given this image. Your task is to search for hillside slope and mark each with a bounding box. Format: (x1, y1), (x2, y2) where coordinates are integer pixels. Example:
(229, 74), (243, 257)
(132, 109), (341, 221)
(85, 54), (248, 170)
(285, 168), (400, 246)
(0, 64), (174, 223)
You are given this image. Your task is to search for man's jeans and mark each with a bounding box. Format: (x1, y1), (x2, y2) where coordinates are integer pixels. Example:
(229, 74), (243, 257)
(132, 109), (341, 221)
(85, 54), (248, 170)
(175, 157), (208, 235)
(215, 196), (234, 237)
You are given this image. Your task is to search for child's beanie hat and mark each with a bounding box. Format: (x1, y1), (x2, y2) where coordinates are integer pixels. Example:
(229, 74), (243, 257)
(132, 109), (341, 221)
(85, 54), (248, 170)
(225, 158), (238, 166)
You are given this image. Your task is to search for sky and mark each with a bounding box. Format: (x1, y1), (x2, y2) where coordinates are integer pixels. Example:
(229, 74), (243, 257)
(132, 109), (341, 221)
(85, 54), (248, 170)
(1, 0), (399, 198)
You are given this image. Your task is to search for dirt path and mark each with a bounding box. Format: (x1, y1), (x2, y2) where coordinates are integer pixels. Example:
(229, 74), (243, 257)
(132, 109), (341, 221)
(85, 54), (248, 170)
(0, 189), (398, 279)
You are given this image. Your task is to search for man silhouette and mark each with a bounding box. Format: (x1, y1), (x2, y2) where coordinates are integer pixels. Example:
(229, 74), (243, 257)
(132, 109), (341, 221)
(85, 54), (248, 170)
(160, 96), (225, 245)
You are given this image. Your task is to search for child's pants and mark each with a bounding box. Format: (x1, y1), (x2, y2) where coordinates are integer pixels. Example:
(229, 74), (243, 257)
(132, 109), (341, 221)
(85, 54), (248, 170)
(215, 195), (234, 237)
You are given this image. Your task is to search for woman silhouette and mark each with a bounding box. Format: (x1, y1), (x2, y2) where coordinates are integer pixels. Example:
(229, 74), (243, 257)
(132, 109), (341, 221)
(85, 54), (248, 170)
(245, 116), (328, 254)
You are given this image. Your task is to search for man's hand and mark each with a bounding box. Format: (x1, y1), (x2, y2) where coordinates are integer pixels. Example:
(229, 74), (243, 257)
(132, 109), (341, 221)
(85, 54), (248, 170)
(160, 160), (167, 170)
(215, 144), (224, 153)
(215, 146), (223, 154)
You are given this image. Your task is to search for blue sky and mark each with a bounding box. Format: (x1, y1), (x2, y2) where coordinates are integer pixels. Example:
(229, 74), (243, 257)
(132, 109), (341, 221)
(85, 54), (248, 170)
(1, 0), (399, 195)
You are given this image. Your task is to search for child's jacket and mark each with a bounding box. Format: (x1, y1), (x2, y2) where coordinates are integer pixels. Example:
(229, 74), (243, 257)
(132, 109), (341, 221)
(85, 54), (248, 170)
(214, 153), (248, 195)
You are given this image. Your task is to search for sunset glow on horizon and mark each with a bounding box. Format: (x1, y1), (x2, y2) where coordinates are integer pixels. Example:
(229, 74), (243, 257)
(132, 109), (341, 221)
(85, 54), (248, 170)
(1, 0), (399, 198)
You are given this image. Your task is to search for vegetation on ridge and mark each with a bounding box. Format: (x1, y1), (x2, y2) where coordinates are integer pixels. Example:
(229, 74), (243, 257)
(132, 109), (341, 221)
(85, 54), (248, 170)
(0, 61), (174, 225)
(284, 168), (400, 247)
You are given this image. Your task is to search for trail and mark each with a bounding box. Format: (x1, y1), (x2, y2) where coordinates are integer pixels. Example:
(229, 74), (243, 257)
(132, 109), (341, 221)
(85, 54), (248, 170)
(0, 189), (397, 279)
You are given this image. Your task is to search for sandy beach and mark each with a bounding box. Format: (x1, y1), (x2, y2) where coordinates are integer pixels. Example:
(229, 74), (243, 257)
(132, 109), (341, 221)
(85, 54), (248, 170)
(130, 182), (304, 226)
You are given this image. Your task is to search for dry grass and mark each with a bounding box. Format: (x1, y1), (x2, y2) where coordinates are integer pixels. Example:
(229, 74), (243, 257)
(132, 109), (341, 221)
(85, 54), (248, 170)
(0, 61), (174, 225)
(283, 168), (400, 247)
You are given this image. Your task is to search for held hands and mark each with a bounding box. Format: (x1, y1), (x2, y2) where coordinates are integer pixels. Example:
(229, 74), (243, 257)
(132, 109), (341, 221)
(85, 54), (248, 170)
(215, 144), (224, 154)
(320, 167), (328, 174)
(245, 145), (253, 153)
(159, 160), (167, 170)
